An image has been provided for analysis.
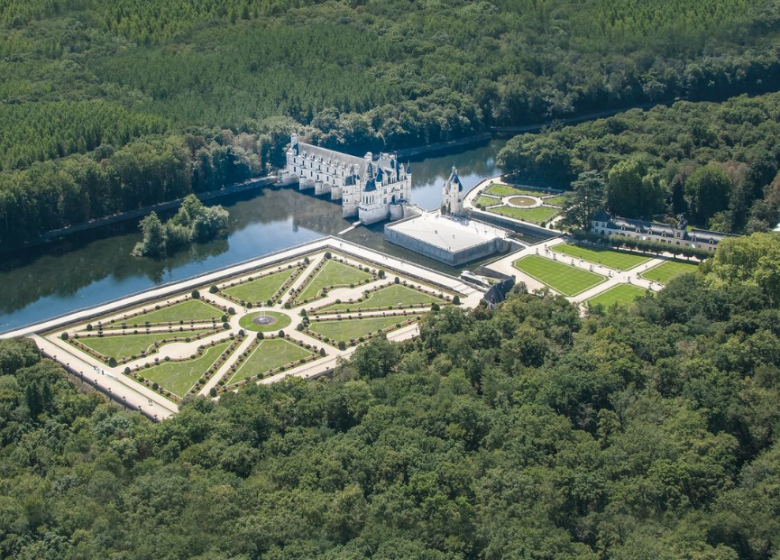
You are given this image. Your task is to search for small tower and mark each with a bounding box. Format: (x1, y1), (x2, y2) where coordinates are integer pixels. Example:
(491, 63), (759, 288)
(442, 166), (464, 216)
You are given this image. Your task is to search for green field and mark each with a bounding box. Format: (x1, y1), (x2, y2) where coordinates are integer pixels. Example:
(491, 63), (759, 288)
(552, 244), (651, 270)
(223, 268), (297, 303)
(475, 195), (501, 208)
(587, 284), (648, 309)
(297, 260), (372, 303)
(641, 260), (699, 284)
(117, 299), (221, 325)
(143, 341), (232, 398)
(513, 255), (606, 296)
(484, 184), (542, 197)
(78, 329), (212, 360)
(227, 339), (314, 385)
(544, 195), (567, 207)
(317, 285), (442, 313)
(488, 205), (560, 224)
(309, 315), (411, 343)
(238, 311), (292, 333)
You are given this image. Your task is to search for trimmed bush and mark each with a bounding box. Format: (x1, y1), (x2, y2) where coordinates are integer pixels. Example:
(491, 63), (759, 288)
(192, 290), (200, 299)
(61, 332), (69, 341)
(209, 285), (219, 293)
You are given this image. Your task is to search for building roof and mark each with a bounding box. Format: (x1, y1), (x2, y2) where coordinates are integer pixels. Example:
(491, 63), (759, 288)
(446, 166), (464, 192)
(483, 277), (515, 306)
(593, 211), (737, 243)
(386, 212), (509, 252)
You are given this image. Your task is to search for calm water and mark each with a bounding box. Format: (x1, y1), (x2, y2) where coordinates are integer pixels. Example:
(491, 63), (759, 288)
(0, 139), (507, 333)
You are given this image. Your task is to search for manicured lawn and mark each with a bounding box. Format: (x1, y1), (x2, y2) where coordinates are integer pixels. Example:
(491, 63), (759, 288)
(143, 341), (232, 398)
(475, 195), (501, 208)
(78, 330), (212, 360)
(227, 339), (313, 385)
(223, 267), (296, 303)
(552, 244), (651, 270)
(488, 205), (560, 224)
(484, 184), (541, 197)
(641, 260), (699, 284)
(513, 255), (606, 296)
(309, 315), (411, 343)
(544, 195), (567, 207)
(297, 259), (371, 302)
(238, 311), (292, 332)
(587, 284), (648, 309)
(317, 284), (442, 313)
(117, 299), (221, 325)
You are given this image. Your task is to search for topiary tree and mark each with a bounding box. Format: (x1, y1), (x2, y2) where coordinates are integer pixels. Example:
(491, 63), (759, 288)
(394, 277), (400, 284)
(61, 332), (69, 341)
(108, 357), (117, 367)
(257, 332), (264, 339)
(192, 290), (200, 299)
(209, 285), (219, 294)
(86, 323), (93, 331)
(453, 295), (461, 305)
(209, 387), (217, 397)
(338, 341), (346, 350)
(319, 348), (326, 356)
(278, 330), (285, 338)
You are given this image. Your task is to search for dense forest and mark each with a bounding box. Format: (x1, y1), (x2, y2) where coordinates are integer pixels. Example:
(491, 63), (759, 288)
(0, 233), (779, 559)
(498, 92), (780, 233)
(2, 0), (780, 246)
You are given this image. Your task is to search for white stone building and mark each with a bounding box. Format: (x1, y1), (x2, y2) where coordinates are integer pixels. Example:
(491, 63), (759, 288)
(591, 210), (735, 252)
(442, 166), (465, 216)
(278, 134), (412, 225)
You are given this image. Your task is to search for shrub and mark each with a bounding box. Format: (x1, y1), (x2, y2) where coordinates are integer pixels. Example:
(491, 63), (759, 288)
(238, 329), (245, 337)
(209, 388), (217, 397)
(304, 256), (311, 264)
(223, 322), (230, 330)
(124, 367), (131, 375)
(61, 332), (69, 341)
(296, 323), (304, 331)
(278, 330), (285, 338)
(394, 277), (400, 284)
(228, 307), (236, 315)
(431, 303), (441, 311)
(453, 295), (461, 305)
(221, 314), (228, 322)
(338, 341), (346, 350)
(85, 323), (93, 331)
(209, 285), (219, 293)
(192, 290), (200, 299)
(324, 252), (332, 259)
(152, 382), (159, 390)
(319, 348), (326, 356)
(257, 332), (264, 340)
(378, 270), (385, 278)
(108, 357), (117, 367)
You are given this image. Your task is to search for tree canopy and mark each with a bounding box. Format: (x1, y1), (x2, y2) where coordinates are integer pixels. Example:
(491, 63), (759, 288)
(1, 234), (779, 559)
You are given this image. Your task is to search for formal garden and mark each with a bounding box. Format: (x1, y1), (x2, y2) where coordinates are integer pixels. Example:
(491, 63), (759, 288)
(586, 284), (648, 309)
(641, 260), (699, 284)
(472, 183), (564, 225)
(551, 243), (652, 271)
(48, 246), (465, 403)
(513, 255), (607, 296)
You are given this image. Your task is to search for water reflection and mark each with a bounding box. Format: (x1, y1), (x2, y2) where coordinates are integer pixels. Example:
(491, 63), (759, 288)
(0, 139), (507, 332)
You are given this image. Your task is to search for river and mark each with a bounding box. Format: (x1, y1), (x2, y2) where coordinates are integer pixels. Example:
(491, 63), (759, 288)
(0, 138), (509, 333)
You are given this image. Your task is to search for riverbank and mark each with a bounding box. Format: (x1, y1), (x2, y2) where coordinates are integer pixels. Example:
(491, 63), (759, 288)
(0, 175), (279, 256)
